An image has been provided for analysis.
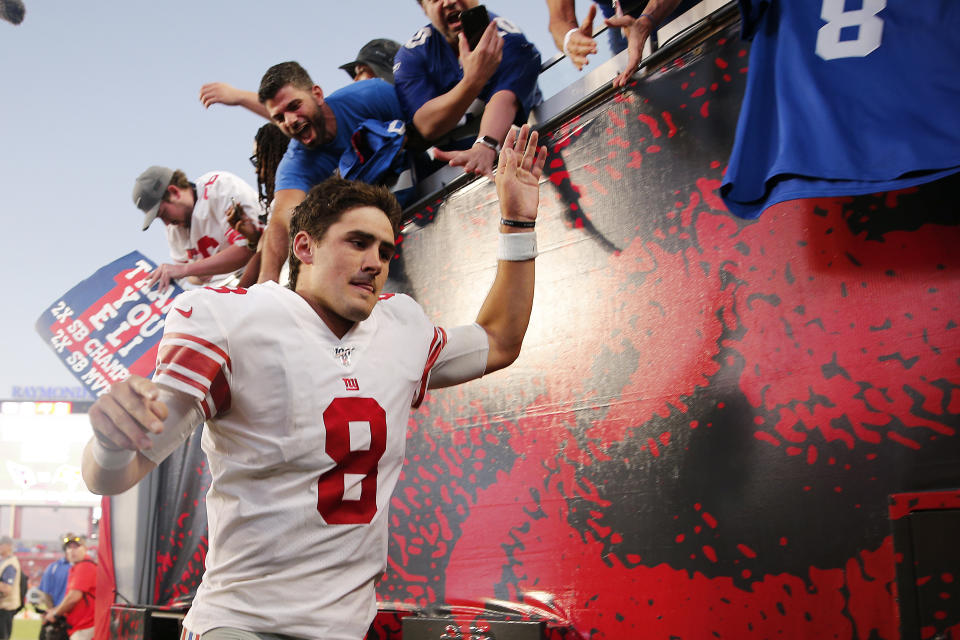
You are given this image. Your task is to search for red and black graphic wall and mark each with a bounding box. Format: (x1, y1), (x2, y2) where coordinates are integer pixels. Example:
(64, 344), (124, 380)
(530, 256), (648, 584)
(147, 17), (960, 640)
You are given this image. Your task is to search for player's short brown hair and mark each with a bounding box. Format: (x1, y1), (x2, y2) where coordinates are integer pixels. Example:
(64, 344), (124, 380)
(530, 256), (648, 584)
(258, 61), (314, 104)
(287, 176), (403, 289)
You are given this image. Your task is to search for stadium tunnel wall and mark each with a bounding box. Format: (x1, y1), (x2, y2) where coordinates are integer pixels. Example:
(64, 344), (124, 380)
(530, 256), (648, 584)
(112, 6), (960, 640)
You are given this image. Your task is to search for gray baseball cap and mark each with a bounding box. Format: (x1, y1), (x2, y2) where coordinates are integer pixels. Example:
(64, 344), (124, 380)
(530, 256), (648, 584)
(339, 39), (401, 84)
(133, 165), (174, 231)
(0, 535), (12, 546)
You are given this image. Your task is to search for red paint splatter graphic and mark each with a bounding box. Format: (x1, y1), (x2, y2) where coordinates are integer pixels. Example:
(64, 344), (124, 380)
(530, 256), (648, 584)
(145, 21), (960, 640)
(384, 23), (960, 639)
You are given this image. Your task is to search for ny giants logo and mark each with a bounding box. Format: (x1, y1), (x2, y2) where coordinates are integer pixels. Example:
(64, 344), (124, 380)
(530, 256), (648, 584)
(343, 378), (359, 391)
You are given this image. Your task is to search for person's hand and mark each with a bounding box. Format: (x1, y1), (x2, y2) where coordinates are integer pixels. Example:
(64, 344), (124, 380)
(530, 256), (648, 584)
(199, 82), (244, 109)
(88, 376), (168, 451)
(226, 202), (261, 246)
(43, 610), (58, 624)
(495, 124), (547, 222)
(605, 14), (656, 88)
(565, 4), (599, 70)
(145, 263), (187, 292)
(433, 142), (499, 178)
(459, 20), (503, 91)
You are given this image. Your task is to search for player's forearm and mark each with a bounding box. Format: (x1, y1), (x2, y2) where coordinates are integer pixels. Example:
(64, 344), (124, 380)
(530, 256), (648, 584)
(548, 0), (579, 49)
(475, 233), (535, 373)
(184, 245), (254, 279)
(412, 78), (488, 141)
(81, 440), (156, 495)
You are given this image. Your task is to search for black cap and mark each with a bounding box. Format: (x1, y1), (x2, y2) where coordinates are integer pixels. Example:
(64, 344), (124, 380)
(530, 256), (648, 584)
(339, 39), (401, 84)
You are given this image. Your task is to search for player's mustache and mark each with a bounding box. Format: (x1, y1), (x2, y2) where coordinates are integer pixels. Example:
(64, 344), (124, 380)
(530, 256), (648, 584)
(350, 273), (376, 286)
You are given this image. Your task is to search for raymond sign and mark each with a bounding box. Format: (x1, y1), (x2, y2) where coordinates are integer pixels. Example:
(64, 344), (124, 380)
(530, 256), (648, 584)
(35, 252), (183, 397)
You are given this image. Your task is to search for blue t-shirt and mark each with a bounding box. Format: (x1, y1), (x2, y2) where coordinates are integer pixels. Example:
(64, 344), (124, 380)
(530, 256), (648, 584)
(394, 13), (542, 148)
(720, 0), (960, 219)
(39, 557), (71, 606)
(274, 79), (403, 193)
(0, 564), (15, 586)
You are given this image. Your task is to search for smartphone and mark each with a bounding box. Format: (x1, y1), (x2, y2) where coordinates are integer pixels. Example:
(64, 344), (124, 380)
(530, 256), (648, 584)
(461, 4), (490, 50)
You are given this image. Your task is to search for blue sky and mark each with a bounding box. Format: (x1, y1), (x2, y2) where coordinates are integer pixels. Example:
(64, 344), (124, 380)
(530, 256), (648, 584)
(0, 1), (597, 397)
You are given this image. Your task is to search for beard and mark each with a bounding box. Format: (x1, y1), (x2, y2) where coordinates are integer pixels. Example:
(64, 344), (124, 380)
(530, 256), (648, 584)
(294, 103), (330, 149)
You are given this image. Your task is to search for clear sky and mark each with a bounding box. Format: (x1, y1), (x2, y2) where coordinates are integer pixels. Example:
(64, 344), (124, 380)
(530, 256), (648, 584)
(0, 0), (589, 398)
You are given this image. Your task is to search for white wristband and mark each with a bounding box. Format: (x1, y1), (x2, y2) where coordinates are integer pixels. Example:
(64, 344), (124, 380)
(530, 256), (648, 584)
(498, 231), (537, 261)
(92, 439), (137, 470)
(562, 28), (579, 57)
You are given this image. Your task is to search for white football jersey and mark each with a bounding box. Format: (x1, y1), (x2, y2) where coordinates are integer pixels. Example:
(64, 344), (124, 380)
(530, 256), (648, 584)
(153, 282), (448, 640)
(165, 171), (263, 287)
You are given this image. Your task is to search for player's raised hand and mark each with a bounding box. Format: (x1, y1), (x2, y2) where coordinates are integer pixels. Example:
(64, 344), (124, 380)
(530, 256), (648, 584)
(495, 124), (547, 222)
(89, 376), (168, 451)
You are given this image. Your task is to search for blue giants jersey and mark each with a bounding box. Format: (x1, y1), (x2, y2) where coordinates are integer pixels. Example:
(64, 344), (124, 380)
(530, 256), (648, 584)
(720, 0), (960, 219)
(394, 12), (542, 148)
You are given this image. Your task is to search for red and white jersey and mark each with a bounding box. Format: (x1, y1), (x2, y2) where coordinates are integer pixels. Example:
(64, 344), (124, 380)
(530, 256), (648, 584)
(165, 171), (263, 287)
(152, 281), (448, 640)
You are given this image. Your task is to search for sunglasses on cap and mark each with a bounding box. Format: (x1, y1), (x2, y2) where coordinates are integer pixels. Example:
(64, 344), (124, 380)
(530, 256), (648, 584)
(62, 536), (84, 548)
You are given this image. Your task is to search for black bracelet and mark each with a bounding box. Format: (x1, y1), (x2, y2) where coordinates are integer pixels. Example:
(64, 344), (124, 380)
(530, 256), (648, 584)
(500, 218), (536, 228)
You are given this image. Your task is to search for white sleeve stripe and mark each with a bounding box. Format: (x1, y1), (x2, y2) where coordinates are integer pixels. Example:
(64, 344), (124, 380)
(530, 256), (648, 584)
(153, 373), (219, 420)
(157, 362), (213, 389)
(157, 362), (214, 388)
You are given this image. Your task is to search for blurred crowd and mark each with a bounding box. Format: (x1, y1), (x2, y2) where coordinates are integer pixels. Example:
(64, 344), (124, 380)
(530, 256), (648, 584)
(1, 533), (95, 640)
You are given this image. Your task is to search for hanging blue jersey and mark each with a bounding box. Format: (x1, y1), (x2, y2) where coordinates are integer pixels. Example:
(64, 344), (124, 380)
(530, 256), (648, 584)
(720, 0), (960, 219)
(339, 118), (416, 206)
(394, 12), (542, 149)
(275, 79), (403, 193)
